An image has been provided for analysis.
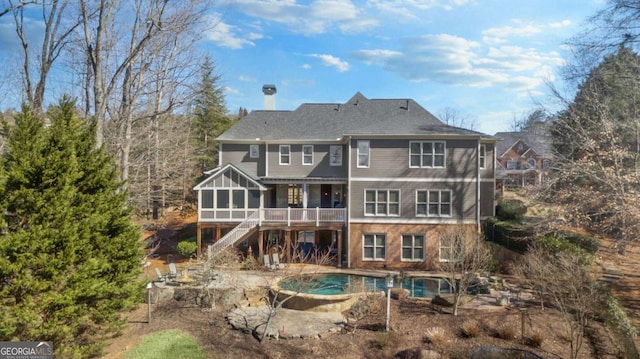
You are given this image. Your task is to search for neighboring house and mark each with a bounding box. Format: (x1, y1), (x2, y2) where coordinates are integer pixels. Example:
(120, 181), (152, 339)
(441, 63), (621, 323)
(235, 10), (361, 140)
(193, 87), (497, 270)
(494, 131), (552, 189)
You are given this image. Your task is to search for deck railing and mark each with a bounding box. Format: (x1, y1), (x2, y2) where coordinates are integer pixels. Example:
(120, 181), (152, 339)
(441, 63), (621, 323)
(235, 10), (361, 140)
(261, 208), (345, 226)
(199, 207), (346, 225)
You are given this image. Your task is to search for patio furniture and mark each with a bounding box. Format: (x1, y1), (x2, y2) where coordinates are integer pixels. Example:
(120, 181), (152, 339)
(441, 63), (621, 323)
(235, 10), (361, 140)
(154, 268), (165, 282)
(264, 254), (273, 270)
(272, 253), (284, 270)
(168, 263), (178, 280)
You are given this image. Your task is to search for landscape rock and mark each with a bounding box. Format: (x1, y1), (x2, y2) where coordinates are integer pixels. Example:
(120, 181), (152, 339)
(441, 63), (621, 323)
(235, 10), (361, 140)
(227, 306), (346, 339)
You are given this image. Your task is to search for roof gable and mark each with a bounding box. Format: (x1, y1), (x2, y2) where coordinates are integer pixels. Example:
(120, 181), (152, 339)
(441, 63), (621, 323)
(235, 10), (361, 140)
(193, 163), (266, 191)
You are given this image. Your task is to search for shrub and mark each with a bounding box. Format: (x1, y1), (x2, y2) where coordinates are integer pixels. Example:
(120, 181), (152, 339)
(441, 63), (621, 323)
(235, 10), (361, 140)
(495, 199), (527, 221)
(559, 231), (600, 254)
(495, 323), (516, 340)
(177, 241), (198, 258)
(424, 327), (448, 345)
(374, 331), (398, 350)
(460, 319), (480, 338)
(528, 330), (545, 347)
(241, 255), (261, 270)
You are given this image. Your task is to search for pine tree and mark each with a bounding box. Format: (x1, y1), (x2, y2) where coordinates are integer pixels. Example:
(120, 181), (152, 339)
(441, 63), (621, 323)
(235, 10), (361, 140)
(192, 56), (234, 171)
(0, 97), (143, 357)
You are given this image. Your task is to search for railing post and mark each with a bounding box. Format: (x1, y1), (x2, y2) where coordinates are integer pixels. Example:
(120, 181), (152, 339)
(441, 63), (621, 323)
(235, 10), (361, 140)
(316, 207), (320, 226)
(287, 207), (291, 226)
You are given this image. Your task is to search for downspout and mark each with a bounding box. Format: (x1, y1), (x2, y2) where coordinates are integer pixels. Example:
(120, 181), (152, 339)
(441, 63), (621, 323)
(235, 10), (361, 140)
(476, 137), (482, 232)
(347, 136), (352, 268)
(218, 142), (223, 166)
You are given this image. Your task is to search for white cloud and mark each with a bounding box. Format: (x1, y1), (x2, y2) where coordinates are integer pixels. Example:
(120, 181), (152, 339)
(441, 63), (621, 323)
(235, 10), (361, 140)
(204, 14), (259, 49)
(369, 0), (469, 14)
(549, 19), (572, 28)
(483, 22), (543, 40)
(302, 64), (311, 69)
(351, 33), (563, 91)
(229, 0), (378, 35)
(309, 54), (350, 72)
(239, 75), (257, 82)
(224, 86), (241, 95)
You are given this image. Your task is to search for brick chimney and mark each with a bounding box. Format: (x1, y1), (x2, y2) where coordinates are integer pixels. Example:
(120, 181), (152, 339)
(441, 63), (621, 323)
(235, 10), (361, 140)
(262, 84), (277, 110)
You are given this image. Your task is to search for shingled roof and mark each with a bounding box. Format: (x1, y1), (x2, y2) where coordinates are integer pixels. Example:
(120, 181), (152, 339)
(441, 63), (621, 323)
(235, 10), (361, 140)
(494, 131), (552, 158)
(218, 92), (493, 141)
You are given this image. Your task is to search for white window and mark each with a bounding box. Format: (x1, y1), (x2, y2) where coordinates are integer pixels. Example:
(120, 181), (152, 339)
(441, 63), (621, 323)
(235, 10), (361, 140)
(363, 234), (386, 260)
(479, 145), (486, 169)
(439, 235), (459, 262)
(506, 159), (517, 170)
(365, 189), (400, 216)
(409, 141), (446, 168)
(357, 140), (370, 168)
(302, 145), (313, 165)
(330, 145), (342, 166)
(416, 190), (451, 217)
(250, 144), (259, 159)
(279, 145), (290, 165)
(401, 234), (425, 261)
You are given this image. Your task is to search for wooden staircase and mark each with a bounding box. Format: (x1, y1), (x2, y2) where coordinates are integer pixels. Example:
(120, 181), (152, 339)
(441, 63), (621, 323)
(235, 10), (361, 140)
(207, 211), (260, 260)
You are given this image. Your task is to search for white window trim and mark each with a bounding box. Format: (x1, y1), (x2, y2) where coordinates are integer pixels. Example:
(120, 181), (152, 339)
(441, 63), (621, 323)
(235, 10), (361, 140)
(302, 145), (313, 165)
(415, 190), (452, 217)
(479, 144), (486, 169)
(364, 189), (400, 217)
(279, 145), (290, 165)
(250, 144), (259, 159)
(439, 237), (461, 263)
(330, 145), (342, 166)
(357, 140), (370, 168)
(409, 141), (446, 168)
(362, 233), (386, 261)
(401, 234), (425, 262)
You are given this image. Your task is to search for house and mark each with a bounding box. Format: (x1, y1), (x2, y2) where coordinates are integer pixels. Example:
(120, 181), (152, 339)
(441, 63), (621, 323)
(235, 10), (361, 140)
(193, 87), (497, 270)
(494, 131), (552, 189)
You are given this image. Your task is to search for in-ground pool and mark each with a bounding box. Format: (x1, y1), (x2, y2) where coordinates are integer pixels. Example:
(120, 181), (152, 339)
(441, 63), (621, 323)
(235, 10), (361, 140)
(278, 273), (452, 299)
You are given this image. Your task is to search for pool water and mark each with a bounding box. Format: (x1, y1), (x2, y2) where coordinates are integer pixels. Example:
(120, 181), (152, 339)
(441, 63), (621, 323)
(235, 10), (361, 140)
(278, 273), (452, 299)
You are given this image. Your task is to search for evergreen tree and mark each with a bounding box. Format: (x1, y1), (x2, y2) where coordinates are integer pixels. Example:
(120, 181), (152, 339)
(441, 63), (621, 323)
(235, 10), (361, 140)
(0, 98), (143, 357)
(192, 56), (234, 170)
(546, 47), (640, 248)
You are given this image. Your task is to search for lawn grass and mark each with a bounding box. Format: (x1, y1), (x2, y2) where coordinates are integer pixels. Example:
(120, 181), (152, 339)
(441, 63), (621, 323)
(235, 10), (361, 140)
(124, 329), (207, 359)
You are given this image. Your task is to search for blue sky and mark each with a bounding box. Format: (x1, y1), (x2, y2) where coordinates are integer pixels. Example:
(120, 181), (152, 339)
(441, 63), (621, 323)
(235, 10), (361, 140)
(0, 0), (606, 136)
(206, 0), (606, 135)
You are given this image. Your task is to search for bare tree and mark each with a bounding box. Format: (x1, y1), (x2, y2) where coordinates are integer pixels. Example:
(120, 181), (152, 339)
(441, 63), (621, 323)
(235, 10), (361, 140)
(545, 47), (640, 251)
(437, 226), (493, 316)
(4, 0), (81, 112)
(438, 106), (478, 130)
(514, 245), (602, 359)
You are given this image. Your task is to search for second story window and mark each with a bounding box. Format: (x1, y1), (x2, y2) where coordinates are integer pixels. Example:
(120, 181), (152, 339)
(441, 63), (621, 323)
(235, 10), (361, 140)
(330, 145), (342, 166)
(279, 145), (290, 165)
(479, 145), (486, 169)
(416, 190), (452, 217)
(250, 144), (259, 159)
(357, 140), (369, 168)
(365, 189), (400, 216)
(302, 145), (313, 165)
(506, 159), (517, 170)
(410, 141), (445, 168)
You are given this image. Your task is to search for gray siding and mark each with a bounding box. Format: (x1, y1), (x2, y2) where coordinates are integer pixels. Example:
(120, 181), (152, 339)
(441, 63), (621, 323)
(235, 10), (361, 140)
(266, 144), (347, 178)
(348, 180), (478, 220)
(350, 138), (484, 179)
(220, 143), (264, 177)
